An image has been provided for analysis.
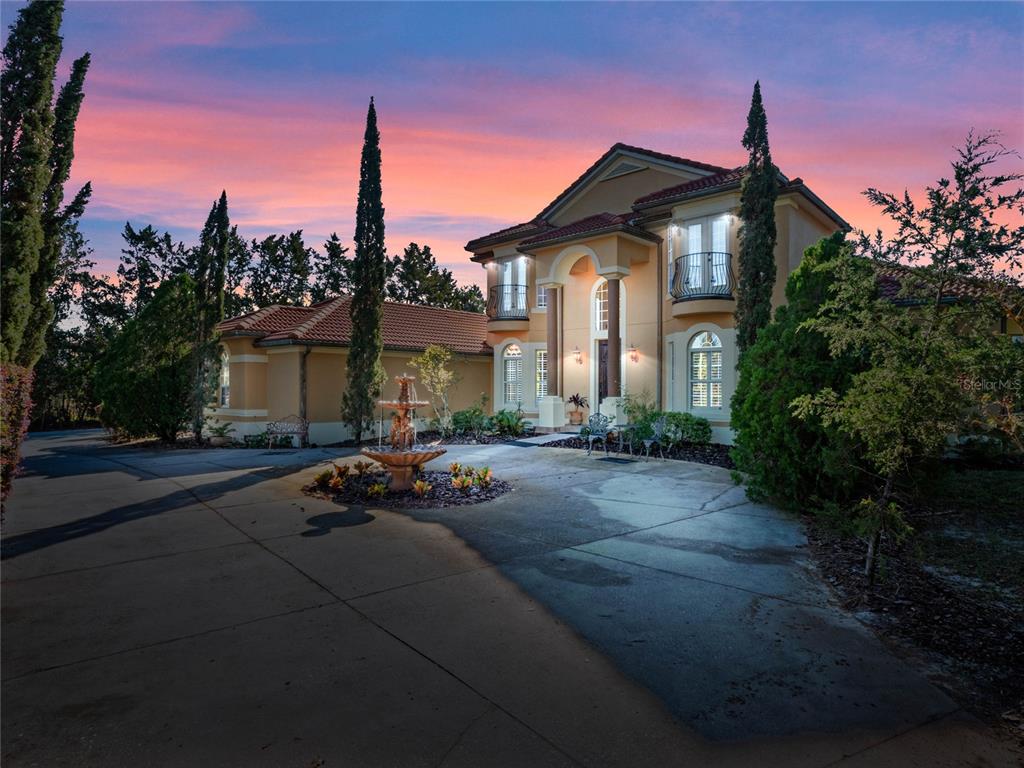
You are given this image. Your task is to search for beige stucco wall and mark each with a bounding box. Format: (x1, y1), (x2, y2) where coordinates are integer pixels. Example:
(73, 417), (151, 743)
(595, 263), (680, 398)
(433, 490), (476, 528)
(551, 164), (700, 225)
(208, 342), (493, 445)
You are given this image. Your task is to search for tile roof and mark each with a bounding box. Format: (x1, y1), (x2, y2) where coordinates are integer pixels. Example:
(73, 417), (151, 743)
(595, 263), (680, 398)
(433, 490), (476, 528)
(465, 218), (553, 253)
(219, 297), (491, 356)
(633, 167), (744, 206)
(518, 211), (659, 248)
(534, 143), (731, 222)
(465, 143), (731, 253)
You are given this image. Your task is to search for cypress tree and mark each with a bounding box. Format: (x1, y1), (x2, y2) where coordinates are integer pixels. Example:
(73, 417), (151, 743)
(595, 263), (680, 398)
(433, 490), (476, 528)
(735, 81), (778, 353)
(341, 97), (387, 444)
(20, 52), (92, 367)
(0, 0), (65, 363)
(190, 192), (231, 441)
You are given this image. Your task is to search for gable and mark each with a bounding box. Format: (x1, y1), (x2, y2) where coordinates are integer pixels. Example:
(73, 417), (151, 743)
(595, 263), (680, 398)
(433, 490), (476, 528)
(544, 147), (721, 226)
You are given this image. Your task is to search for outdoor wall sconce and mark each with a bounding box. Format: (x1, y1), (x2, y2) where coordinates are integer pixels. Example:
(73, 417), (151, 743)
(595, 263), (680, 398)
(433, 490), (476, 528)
(628, 344), (639, 363)
(572, 346), (583, 365)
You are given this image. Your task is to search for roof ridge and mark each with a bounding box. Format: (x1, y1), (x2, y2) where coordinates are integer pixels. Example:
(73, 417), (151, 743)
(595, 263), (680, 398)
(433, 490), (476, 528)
(289, 296), (347, 338)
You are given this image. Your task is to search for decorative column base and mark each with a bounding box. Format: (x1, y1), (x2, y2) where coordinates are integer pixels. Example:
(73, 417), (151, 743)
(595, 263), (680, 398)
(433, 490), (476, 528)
(599, 396), (628, 427)
(537, 396), (568, 430)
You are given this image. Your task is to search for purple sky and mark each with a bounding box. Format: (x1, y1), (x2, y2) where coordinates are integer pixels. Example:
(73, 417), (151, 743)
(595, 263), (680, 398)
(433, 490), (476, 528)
(4, 1), (1022, 286)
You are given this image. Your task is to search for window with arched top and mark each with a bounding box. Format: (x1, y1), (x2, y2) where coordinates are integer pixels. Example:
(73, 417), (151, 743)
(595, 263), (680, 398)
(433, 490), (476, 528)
(502, 344), (522, 405)
(595, 281), (608, 331)
(689, 331), (722, 409)
(219, 348), (230, 407)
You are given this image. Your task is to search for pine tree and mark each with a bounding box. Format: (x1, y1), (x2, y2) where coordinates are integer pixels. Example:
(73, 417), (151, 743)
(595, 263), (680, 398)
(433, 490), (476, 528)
(309, 233), (352, 302)
(735, 81), (778, 353)
(0, 0), (65, 363)
(190, 192), (231, 441)
(341, 97), (387, 443)
(20, 52), (92, 367)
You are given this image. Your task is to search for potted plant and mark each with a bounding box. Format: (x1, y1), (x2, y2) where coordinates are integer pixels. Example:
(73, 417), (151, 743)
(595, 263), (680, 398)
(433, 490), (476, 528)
(208, 421), (235, 447)
(567, 393), (589, 426)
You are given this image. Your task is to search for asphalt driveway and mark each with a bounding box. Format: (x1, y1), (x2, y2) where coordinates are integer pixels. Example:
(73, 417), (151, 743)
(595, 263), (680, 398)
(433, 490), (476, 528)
(1, 431), (1017, 767)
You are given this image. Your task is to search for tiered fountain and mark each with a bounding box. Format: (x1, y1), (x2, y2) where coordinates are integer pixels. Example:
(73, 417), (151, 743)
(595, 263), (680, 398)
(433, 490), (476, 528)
(361, 374), (447, 491)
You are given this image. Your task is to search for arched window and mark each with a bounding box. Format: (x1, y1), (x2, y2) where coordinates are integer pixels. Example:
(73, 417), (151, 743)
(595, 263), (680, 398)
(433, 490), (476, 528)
(689, 331), (722, 409)
(218, 348), (230, 407)
(595, 281), (608, 331)
(502, 344), (522, 405)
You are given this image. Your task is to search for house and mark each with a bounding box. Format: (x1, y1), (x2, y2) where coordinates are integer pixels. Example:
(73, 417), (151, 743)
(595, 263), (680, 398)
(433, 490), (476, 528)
(466, 143), (848, 442)
(209, 296), (492, 444)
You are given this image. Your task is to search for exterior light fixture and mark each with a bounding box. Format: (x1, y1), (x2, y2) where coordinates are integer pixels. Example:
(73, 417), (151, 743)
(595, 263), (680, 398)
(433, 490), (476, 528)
(572, 346), (582, 365)
(628, 344), (639, 363)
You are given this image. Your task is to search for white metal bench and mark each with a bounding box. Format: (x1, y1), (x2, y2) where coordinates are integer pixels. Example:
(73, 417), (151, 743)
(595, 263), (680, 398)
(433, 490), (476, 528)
(266, 414), (308, 448)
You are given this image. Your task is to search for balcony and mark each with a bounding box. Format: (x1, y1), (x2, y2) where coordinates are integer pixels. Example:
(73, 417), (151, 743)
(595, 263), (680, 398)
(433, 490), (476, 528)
(670, 252), (735, 301)
(486, 283), (530, 320)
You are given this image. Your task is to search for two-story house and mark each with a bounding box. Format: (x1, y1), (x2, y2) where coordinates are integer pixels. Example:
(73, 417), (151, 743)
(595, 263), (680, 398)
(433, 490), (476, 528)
(466, 143), (848, 442)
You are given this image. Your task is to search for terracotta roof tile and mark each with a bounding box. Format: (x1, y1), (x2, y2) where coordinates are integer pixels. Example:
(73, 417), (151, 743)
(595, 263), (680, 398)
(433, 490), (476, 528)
(519, 211), (647, 247)
(633, 167), (745, 206)
(219, 297), (491, 356)
(465, 218), (553, 252)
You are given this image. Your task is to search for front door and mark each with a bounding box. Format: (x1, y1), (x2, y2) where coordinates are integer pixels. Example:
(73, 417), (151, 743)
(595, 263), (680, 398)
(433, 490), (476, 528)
(597, 339), (608, 404)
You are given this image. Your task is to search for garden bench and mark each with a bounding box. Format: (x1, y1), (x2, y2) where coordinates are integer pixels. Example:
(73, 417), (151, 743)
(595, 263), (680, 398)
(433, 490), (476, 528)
(266, 414), (308, 448)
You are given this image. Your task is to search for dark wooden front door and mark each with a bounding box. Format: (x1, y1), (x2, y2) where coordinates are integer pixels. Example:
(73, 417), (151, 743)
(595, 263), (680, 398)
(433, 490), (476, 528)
(598, 340), (608, 404)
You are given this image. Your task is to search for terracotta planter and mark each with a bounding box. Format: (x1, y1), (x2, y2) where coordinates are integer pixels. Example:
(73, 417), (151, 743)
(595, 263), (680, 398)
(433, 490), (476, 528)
(569, 410), (584, 426)
(209, 436), (231, 447)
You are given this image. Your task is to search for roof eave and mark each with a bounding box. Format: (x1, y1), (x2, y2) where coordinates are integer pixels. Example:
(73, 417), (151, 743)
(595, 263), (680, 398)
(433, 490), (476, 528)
(517, 224), (660, 253)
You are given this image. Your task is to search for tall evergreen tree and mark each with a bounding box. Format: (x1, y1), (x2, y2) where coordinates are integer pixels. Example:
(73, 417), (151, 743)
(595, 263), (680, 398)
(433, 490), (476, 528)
(735, 81), (779, 353)
(341, 97), (387, 443)
(309, 232), (353, 302)
(0, 0), (65, 363)
(248, 230), (314, 307)
(117, 223), (182, 316)
(20, 52), (92, 367)
(190, 192), (231, 440)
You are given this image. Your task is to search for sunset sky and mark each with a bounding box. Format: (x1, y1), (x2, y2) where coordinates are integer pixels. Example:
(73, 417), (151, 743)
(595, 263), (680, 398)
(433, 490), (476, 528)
(4, 1), (1022, 287)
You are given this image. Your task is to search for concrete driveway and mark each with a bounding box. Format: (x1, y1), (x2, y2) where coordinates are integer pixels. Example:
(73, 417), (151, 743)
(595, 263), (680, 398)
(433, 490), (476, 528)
(2, 431), (1017, 767)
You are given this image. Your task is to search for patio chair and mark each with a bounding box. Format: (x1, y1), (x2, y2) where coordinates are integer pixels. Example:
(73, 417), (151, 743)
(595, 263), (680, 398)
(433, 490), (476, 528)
(642, 415), (668, 461)
(586, 413), (614, 456)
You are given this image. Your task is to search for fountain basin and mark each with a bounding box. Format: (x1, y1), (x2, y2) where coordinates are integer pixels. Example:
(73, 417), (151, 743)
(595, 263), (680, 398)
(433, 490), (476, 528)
(361, 446), (447, 491)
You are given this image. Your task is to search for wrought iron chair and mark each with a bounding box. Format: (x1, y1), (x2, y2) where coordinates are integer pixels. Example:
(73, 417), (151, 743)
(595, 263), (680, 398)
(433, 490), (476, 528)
(642, 415), (668, 461)
(586, 413), (614, 456)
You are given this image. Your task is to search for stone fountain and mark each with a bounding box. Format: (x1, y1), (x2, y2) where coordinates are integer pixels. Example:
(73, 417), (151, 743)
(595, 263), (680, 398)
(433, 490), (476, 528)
(361, 374), (446, 491)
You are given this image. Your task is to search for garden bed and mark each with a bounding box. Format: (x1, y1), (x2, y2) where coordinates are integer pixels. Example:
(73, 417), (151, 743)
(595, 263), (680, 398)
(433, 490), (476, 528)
(543, 436), (735, 469)
(304, 469), (512, 509)
(806, 466), (1024, 739)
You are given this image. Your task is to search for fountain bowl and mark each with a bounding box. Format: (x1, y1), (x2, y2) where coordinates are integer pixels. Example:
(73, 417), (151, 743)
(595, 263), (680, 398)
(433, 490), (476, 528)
(361, 445), (447, 491)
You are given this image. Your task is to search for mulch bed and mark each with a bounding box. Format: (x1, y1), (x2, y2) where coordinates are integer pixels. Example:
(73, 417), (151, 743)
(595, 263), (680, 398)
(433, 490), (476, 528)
(414, 430), (517, 446)
(806, 520), (1024, 733)
(304, 470), (512, 510)
(543, 436), (735, 469)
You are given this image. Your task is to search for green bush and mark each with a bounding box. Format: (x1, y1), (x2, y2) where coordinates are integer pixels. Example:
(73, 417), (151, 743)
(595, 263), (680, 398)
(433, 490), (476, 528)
(94, 276), (196, 443)
(621, 391), (711, 448)
(492, 406), (526, 437)
(452, 394), (491, 437)
(730, 234), (864, 509)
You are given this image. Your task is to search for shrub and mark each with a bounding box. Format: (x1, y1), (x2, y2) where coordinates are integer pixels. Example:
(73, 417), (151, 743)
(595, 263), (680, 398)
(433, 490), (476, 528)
(352, 460), (375, 477)
(475, 467), (493, 488)
(333, 463), (350, 480)
(448, 461), (461, 475)
(452, 394), (491, 438)
(366, 482), (387, 498)
(412, 479), (432, 497)
(452, 475), (474, 494)
(313, 469), (333, 488)
(492, 407), (526, 437)
(329, 475), (345, 492)
(665, 412), (711, 445)
(1, 364), (34, 500)
(730, 234), (864, 509)
(93, 276), (197, 443)
(242, 432), (292, 449)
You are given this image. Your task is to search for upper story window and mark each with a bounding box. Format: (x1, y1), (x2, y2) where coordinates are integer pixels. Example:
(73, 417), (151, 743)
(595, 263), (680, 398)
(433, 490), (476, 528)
(670, 215), (733, 297)
(218, 348), (230, 407)
(502, 344), (523, 405)
(497, 257), (528, 314)
(690, 331), (722, 409)
(595, 280), (608, 331)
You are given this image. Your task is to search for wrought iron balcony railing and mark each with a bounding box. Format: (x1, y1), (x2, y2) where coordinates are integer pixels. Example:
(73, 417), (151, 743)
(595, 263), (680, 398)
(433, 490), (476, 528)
(486, 283), (530, 320)
(670, 252), (735, 300)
